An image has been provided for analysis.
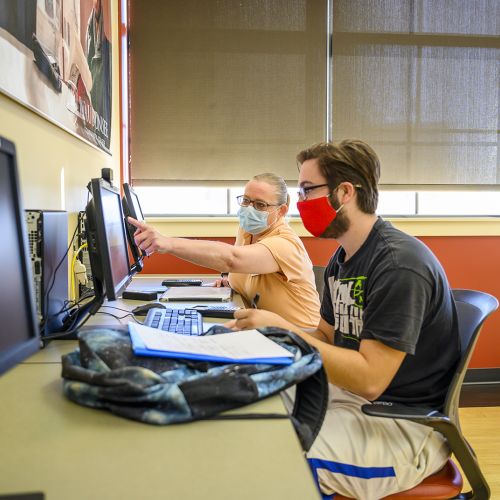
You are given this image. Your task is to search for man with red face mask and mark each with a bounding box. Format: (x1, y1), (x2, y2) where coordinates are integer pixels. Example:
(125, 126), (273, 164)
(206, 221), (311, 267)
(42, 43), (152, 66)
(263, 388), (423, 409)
(227, 140), (460, 500)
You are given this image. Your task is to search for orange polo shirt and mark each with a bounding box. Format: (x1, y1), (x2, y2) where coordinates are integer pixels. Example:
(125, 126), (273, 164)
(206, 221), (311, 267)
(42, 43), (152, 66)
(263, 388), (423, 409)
(228, 220), (320, 329)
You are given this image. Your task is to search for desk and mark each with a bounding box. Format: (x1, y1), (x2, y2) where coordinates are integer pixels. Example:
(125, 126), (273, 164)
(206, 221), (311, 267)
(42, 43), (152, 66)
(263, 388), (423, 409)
(0, 276), (320, 500)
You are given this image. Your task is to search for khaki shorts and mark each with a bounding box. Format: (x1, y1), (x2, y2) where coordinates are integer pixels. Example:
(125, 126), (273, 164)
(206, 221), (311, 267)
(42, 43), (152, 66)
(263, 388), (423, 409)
(282, 385), (450, 500)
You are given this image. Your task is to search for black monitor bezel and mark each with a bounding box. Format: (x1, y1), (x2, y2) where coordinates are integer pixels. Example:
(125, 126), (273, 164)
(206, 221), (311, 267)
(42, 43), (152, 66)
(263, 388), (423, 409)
(122, 182), (145, 271)
(86, 178), (133, 301)
(0, 137), (40, 375)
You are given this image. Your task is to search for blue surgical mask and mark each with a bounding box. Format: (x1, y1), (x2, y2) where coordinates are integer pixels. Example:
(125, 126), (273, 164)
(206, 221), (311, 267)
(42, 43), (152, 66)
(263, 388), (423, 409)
(238, 206), (269, 235)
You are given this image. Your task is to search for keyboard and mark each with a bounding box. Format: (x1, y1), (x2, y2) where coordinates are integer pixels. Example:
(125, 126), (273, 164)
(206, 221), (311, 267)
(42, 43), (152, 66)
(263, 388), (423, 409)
(143, 308), (204, 336)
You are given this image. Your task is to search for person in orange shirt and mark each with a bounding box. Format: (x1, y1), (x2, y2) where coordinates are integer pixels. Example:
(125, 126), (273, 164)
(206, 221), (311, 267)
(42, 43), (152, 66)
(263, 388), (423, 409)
(128, 173), (320, 329)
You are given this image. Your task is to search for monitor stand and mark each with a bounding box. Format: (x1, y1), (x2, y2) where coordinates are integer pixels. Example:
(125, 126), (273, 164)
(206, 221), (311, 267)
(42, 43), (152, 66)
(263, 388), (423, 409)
(41, 295), (104, 343)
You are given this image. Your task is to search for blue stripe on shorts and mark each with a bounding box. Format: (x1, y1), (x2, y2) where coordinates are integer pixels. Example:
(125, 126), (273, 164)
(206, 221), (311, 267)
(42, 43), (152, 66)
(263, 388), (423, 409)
(308, 457), (396, 498)
(308, 457), (396, 479)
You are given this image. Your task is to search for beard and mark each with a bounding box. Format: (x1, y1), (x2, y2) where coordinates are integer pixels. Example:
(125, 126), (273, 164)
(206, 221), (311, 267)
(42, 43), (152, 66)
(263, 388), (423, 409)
(320, 192), (350, 239)
(320, 210), (350, 238)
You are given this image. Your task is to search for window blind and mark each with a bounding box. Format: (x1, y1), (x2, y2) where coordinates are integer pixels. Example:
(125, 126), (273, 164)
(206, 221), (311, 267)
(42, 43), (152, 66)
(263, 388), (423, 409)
(130, 0), (327, 185)
(330, 0), (500, 187)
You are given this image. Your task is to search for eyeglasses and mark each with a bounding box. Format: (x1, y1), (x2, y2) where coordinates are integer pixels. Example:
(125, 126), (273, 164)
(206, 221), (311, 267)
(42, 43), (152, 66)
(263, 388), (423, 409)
(297, 183), (363, 201)
(236, 195), (280, 212)
(297, 184), (329, 201)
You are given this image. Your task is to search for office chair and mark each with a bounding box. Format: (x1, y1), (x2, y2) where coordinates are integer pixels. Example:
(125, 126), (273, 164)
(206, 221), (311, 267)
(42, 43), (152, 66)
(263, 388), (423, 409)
(335, 288), (498, 500)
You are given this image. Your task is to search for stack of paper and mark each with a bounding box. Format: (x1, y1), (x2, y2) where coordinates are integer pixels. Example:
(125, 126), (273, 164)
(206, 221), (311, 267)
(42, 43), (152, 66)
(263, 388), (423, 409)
(128, 323), (294, 365)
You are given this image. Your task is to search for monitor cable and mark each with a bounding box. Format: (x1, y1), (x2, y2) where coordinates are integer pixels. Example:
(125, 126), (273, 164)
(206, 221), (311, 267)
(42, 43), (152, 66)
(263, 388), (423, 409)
(41, 191), (91, 337)
(40, 222), (78, 336)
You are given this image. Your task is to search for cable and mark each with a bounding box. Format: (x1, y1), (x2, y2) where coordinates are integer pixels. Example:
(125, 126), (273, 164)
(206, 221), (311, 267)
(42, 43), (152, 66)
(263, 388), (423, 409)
(100, 305), (136, 314)
(42, 191), (98, 340)
(42, 292), (103, 341)
(41, 222), (79, 336)
(42, 312), (93, 341)
(45, 296), (90, 320)
(43, 306), (140, 341)
(98, 305), (142, 323)
(95, 311), (140, 323)
(70, 242), (88, 301)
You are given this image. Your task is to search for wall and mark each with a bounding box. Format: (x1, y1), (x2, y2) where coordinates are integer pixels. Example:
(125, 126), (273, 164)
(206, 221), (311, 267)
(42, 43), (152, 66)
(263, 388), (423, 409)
(0, 0), (121, 230)
(140, 224), (500, 370)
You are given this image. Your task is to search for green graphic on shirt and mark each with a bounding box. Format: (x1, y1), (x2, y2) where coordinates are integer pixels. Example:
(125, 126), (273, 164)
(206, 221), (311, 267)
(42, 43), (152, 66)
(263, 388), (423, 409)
(333, 276), (367, 339)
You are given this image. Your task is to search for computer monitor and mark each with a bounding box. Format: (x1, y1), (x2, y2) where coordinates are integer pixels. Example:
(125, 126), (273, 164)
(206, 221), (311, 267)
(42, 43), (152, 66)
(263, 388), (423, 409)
(0, 136), (40, 375)
(55, 177), (136, 335)
(122, 182), (146, 272)
(86, 177), (134, 301)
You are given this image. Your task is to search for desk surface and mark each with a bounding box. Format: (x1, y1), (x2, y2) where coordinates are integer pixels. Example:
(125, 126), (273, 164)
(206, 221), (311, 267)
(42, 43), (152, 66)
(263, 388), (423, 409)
(0, 364), (319, 500)
(0, 276), (320, 499)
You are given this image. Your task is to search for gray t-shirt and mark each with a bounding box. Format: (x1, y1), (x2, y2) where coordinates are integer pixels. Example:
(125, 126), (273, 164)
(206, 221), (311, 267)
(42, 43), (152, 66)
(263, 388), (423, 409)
(321, 218), (460, 408)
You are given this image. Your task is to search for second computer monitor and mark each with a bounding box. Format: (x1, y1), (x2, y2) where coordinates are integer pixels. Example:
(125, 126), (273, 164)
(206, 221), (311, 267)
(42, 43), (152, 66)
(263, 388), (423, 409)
(85, 178), (134, 301)
(122, 182), (146, 269)
(0, 136), (40, 375)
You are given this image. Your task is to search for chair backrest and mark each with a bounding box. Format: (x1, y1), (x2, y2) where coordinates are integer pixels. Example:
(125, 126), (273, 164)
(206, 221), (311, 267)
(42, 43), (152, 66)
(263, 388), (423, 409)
(443, 289), (499, 425)
(313, 265), (326, 298)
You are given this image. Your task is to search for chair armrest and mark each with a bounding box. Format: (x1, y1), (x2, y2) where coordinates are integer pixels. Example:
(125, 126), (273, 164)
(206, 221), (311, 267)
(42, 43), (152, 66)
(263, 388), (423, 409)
(362, 402), (490, 499)
(362, 402), (442, 422)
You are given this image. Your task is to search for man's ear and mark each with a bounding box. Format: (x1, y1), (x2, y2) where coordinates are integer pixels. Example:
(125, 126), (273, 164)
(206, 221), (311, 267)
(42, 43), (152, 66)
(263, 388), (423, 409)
(339, 182), (358, 204)
(279, 204), (289, 217)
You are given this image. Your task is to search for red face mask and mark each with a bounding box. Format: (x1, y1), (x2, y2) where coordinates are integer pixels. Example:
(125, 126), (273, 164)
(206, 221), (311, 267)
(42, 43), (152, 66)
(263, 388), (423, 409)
(297, 196), (340, 237)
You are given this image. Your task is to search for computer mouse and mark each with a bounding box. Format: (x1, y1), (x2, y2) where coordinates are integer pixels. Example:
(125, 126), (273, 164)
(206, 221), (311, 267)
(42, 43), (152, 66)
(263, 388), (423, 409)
(131, 302), (167, 316)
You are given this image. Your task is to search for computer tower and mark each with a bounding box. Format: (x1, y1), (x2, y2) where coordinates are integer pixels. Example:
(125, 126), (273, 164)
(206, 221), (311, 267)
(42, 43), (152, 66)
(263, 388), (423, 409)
(25, 210), (68, 334)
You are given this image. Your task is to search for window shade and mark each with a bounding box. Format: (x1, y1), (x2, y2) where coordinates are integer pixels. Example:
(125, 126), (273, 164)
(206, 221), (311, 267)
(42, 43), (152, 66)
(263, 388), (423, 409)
(130, 0), (327, 185)
(330, 0), (500, 187)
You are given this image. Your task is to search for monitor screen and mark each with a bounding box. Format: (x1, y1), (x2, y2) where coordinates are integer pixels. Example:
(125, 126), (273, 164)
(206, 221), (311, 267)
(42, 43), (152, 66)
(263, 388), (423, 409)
(0, 137), (40, 375)
(86, 178), (133, 301)
(123, 182), (145, 222)
(122, 182), (146, 269)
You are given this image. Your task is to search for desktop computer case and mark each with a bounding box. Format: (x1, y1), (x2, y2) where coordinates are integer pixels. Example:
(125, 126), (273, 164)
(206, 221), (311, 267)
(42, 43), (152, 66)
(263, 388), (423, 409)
(25, 210), (68, 333)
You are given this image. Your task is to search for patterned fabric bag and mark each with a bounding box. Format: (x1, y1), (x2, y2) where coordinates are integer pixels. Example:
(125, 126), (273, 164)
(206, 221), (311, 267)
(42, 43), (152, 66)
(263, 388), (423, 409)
(61, 326), (328, 451)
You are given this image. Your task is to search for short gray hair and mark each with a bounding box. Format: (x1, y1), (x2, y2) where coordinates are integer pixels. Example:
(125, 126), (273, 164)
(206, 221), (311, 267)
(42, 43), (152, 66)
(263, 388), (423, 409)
(252, 173), (290, 207)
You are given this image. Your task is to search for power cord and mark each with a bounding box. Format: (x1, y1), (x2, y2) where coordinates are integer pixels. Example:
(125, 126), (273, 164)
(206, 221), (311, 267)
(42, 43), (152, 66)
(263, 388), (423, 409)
(42, 291), (94, 324)
(42, 311), (93, 341)
(70, 242), (88, 301)
(96, 311), (140, 324)
(42, 190), (92, 336)
(98, 305), (142, 324)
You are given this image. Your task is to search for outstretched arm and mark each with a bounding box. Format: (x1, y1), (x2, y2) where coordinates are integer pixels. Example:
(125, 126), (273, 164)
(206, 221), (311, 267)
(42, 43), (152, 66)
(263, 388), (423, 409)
(127, 217), (280, 275)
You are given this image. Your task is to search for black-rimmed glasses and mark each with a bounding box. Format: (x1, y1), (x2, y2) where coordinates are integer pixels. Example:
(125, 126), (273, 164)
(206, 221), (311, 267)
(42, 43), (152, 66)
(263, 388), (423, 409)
(297, 183), (363, 200)
(297, 184), (329, 201)
(236, 195), (280, 212)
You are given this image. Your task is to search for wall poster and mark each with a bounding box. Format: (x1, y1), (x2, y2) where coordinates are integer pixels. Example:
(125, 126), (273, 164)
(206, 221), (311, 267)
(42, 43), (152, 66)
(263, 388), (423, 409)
(0, 0), (112, 153)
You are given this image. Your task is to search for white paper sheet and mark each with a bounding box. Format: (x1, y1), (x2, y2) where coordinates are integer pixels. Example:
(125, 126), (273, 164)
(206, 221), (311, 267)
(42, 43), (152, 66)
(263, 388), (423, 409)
(129, 323), (293, 362)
